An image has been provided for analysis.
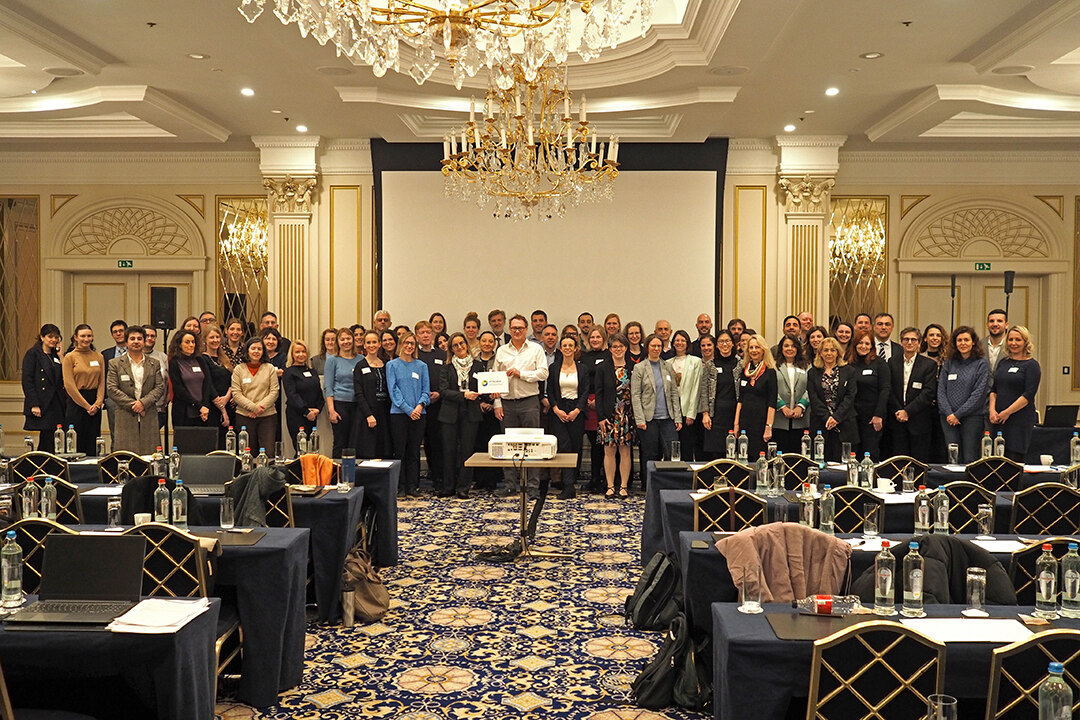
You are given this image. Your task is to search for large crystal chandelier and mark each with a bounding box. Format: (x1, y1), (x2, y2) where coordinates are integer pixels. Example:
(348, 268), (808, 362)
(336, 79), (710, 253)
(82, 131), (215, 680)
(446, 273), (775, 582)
(442, 62), (619, 221)
(237, 0), (656, 87)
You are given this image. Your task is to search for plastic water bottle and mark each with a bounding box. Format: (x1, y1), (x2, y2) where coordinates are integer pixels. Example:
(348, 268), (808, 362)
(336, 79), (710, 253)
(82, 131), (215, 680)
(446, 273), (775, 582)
(858, 452), (874, 488)
(311, 429), (320, 454)
(1036, 544), (1060, 620)
(225, 426), (237, 454)
(994, 431), (1006, 457)
(64, 425), (76, 454)
(20, 480), (38, 519)
(932, 485), (950, 534)
(1072, 432), (1080, 465)
(237, 427), (249, 455)
(799, 483), (815, 528)
(153, 478), (170, 523)
(791, 594), (862, 615)
(769, 454), (784, 497)
(1061, 543), (1080, 619)
(914, 486), (931, 532)
(819, 485), (835, 534)
(846, 452), (858, 485)
(1039, 661), (1073, 720)
(813, 431), (825, 463)
(39, 477), (56, 521)
(874, 540), (896, 615)
(2, 531), (22, 609)
(800, 430), (811, 458)
(982, 431), (993, 459)
(737, 431), (748, 463)
(152, 446), (167, 476)
(171, 479), (188, 529)
(902, 541), (926, 617)
(753, 452), (768, 495)
(169, 446), (181, 479)
(726, 430), (736, 459)
(95, 436), (106, 458)
(53, 425), (64, 453)
(256, 448), (269, 468)
(23, 436), (32, 452)
(240, 447), (253, 473)
(297, 427), (308, 455)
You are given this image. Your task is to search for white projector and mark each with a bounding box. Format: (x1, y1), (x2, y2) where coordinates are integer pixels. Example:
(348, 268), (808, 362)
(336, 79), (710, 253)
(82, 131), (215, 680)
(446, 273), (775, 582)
(488, 428), (558, 460)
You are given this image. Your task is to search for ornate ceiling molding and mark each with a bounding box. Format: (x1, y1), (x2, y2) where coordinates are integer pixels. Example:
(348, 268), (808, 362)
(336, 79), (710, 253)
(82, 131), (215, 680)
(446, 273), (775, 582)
(0, 3), (110, 75)
(264, 175), (317, 215)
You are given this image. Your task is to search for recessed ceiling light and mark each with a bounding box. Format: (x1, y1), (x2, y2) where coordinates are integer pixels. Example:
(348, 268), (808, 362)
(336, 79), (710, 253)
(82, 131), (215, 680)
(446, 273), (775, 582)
(859, 52), (883, 60)
(783, 124), (796, 132)
(187, 53), (209, 60)
(709, 65), (750, 76)
(804, 109), (815, 114)
(43, 67), (82, 77)
(825, 87), (840, 96)
(29, 90), (36, 95)
(240, 87), (255, 96)
(316, 66), (353, 76)
(271, 109), (283, 114)
(992, 65), (1034, 75)
(296, 124), (308, 133)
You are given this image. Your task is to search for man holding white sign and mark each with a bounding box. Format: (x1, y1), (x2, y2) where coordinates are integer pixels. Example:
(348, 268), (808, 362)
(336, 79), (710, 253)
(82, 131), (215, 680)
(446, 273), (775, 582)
(492, 314), (549, 497)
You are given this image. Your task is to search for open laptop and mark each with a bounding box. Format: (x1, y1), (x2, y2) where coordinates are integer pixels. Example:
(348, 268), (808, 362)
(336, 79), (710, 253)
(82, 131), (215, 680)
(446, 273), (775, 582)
(4, 534), (145, 629)
(172, 426), (220, 455)
(180, 453), (238, 496)
(1042, 405), (1079, 428)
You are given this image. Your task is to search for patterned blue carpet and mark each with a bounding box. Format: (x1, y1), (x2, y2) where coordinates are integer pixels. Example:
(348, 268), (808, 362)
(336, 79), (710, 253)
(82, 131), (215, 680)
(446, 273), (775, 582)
(217, 492), (707, 719)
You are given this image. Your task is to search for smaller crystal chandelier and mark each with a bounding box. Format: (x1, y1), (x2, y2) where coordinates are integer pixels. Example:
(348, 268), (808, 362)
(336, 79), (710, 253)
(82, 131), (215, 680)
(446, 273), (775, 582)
(442, 63), (619, 221)
(237, 0), (655, 88)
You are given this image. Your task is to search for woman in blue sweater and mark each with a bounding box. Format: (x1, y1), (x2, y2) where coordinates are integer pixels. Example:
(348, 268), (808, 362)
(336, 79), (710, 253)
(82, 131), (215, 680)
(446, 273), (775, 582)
(937, 326), (990, 463)
(387, 332), (430, 496)
(324, 328), (361, 458)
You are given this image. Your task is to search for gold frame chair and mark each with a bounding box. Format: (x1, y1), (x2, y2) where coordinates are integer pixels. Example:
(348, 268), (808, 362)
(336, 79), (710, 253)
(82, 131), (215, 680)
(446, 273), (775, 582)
(1059, 463), (1080, 490)
(5, 518), (76, 594)
(874, 455), (929, 486)
(1010, 482), (1080, 536)
(692, 459), (752, 491)
(806, 620), (946, 720)
(13, 475), (83, 525)
(966, 456), (1023, 493)
(692, 486), (766, 532)
(943, 481), (995, 534)
(769, 453), (815, 492)
(1009, 538), (1075, 605)
(223, 478), (295, 528)
(8, 451), (69, 484)
(207, 450), (243, 479)
(830, 485), (884, 535)
(97, 451), (152, 484)
(986, 628), (1080, 720)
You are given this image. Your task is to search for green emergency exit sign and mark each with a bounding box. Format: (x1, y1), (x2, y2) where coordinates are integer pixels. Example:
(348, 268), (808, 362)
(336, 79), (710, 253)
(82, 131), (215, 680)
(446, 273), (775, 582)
(117, 260), (133, 269)
(974, 262), (991, 271)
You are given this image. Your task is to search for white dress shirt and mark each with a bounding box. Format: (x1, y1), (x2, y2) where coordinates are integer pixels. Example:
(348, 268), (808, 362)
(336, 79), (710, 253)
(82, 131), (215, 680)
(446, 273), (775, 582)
(493, 340), (549, 405)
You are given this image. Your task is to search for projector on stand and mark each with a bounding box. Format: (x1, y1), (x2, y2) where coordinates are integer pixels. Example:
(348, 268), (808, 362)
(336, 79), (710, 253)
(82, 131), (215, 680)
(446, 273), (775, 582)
(488, 428), (558, 460)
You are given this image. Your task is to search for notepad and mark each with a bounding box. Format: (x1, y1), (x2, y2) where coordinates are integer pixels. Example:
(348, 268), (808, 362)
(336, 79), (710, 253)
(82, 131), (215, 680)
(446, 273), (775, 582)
(899, 618), (1032, 643)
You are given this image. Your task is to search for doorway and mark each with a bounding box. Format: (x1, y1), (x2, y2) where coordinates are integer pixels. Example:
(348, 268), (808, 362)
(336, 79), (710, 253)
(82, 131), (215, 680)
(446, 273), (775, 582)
(912, 274), (1036, 337)
(71, 272), (192, 347)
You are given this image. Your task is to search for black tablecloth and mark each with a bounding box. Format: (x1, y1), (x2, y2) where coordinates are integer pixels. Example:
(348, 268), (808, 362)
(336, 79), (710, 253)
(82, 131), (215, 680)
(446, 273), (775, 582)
(712, 602), (1080, 720)
(0, 597), (220, 720)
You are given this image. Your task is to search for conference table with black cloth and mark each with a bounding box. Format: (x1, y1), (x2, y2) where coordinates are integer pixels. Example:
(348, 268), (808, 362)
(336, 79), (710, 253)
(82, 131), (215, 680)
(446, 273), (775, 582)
(678, 530), (1025, 640)
(712, 602), (1080, 720)
(0, 597), (220, 720)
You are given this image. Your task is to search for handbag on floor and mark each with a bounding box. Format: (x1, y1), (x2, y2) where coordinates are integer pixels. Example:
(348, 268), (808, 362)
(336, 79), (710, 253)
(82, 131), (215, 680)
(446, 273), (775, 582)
(342, 545), (390, 626)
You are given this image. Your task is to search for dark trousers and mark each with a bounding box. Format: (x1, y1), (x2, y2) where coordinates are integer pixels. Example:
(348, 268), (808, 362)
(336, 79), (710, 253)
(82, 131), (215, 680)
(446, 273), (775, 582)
(330, 400), (357, 458)
(65, 390), (102, 456)
(771, 427), (803, 455)
(941, 414), (983, 464)
(391, 413), (426, 492)
(424, 402), (444, 488)
(440, 420), (478, 494)
(354, 399), (392, 459)
(856, 413), (884, 461)
(640, 418), (678, 464)
(887, 416), (932, 463)
(235, 414), (277, 455)
(551, 399), (585, 491)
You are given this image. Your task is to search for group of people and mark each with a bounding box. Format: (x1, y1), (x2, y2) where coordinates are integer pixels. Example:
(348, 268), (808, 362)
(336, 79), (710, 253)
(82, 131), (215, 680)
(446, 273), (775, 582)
(20, 304), (1041, 500)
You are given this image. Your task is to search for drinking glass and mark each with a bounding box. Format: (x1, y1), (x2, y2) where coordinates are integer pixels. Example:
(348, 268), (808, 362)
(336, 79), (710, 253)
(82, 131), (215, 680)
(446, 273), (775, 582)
(117, 460), (131, 485)
(926, 694), (957, 720)
(274, 441), (284, 465)
(670, 441), (681, 461)
(902, 466), (916, 493)
(767, 442), (777, 458)
(965, 567), (987, 616)
(738, 564), (763, 614)
(841, 442), (852, 459)
(976, 503), (994, 540)
(807, 465), (820, 490)
(219, 496), (235, 529)
(947, 443), (959, 465)
(862, 503), (880, 539)
(106, 497), (122, 529)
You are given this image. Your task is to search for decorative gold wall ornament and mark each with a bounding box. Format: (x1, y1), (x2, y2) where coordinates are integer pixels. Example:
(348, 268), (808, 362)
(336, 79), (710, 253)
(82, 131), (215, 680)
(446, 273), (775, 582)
(900, 195), (929, 219)
(779, 175), (835, 214)
(912, 207), (1049, 258)
(216, 197), (269, 332)
(177, 195), (206, 218)
(64, 206), (190, 256)
(1035, 195), (1064, 219)
(264, 175), (318, 215)
(830, 197), (887, 324)
(50, 195), (77, 218)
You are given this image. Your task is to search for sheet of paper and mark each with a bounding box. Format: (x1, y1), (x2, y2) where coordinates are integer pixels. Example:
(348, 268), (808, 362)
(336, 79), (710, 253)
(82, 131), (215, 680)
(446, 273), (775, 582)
(972, 539), (1030, 553)
(689, 490), (711, 500)
(876, 492), (915, 505)
(941, 464), (966, 472)
(899, 618), (1032, 643)
(359, 460), (394, 468)
(688, 463), (708, 472)
(108, 597), (210, 634)
(81, 485), (123, 496)
(475, 371), (509, 393)
(1023, 465), (1055, 473)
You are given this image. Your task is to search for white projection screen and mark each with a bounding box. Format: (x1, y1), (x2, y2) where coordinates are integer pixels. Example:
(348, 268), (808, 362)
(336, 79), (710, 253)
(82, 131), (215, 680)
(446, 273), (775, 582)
(381, 170), (718, 335)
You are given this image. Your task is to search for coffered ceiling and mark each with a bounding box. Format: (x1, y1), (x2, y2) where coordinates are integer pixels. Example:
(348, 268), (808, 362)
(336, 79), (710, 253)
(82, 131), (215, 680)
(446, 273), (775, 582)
(0, 0), (1078, 150)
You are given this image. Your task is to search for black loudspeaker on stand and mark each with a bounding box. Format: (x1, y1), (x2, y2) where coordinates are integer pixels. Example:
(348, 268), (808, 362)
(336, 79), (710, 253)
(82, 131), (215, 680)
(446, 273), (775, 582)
(150, 287), (177, 329)
(1003, 270), (1015, 318)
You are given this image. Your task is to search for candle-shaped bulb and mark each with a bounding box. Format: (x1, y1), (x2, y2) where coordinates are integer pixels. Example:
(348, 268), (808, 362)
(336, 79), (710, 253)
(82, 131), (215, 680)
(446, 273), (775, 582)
(580, 96), (587, 122)
(469, 97), (475, 123)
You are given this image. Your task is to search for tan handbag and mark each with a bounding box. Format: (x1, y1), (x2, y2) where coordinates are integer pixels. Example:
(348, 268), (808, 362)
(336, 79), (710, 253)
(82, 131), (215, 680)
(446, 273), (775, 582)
(342, 546), (390, 626)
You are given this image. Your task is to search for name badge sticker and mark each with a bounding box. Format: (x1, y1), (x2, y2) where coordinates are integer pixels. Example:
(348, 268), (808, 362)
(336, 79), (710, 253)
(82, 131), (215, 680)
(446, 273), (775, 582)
(242, 377), (252, 384)
(912, 381), (923, 389)
(1008, 366), (1019, 373)
(862, 368), (873, 375)
(303, 371), (312, 377)
(53, 357), (61, 364)
(741, 380), (748, 387)
(434, 359), (443, 365)
(120, 374), (131, 382)
(717, 368), (723, 375)
(412, 371), (420, 380)
(948, 373), (958, 381)
(89, 360), (100, 367)
(361, 367), (371, 375)
(596, 358), (604, 364)
(191, 365), (202, 373)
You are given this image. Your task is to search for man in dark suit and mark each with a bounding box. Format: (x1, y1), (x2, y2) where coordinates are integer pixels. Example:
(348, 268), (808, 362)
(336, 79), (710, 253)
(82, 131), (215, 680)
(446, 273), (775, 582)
(872, 312), (903, 362)
(101, 319), (128, 441)
(487, 309), (511, 346)
(886, 326), (939, 462)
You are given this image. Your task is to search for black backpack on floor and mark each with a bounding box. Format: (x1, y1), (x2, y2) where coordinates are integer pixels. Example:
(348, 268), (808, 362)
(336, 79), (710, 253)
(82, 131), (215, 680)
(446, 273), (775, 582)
(624, 552), (681, 630)
(631, 613), (713, 711)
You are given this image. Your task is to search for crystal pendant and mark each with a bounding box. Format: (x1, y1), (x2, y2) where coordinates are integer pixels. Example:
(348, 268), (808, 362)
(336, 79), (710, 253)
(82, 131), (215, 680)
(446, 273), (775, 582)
(238, 0), (265, 22)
